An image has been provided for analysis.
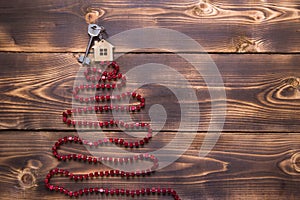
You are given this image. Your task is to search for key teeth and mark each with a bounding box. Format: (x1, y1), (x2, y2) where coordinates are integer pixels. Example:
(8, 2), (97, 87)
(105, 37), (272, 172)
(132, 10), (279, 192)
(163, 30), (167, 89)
(78, 55), (84, 63)
(85, 58), (91, 65)
(78, 55), (91, 65)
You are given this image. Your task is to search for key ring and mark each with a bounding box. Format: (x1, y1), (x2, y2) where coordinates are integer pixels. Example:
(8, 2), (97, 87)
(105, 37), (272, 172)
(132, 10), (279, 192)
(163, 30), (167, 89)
(91, 25), (106, 39)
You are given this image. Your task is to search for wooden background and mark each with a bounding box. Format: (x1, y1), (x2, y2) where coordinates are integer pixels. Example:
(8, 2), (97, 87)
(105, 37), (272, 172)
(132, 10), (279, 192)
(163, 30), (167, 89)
(0, 0), (299, 199)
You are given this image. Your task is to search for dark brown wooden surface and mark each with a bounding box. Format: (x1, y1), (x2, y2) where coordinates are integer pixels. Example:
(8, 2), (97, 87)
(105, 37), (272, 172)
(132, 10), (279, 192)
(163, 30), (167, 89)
(0, 131), (300, 200)
(0, 0), (299, 199)
(0, 53), (299, 132)
(0, 0), (299, 53)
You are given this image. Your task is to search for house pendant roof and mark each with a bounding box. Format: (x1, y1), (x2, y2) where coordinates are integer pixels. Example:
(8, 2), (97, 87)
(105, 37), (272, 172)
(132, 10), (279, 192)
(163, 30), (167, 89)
(92, 39), (114, 62)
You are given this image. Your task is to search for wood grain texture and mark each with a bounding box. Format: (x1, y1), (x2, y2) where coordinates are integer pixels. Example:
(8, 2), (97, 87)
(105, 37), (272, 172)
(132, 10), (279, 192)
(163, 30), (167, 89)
(0, 131), (299, 200)
(0, 53), (299, 132)
(0, 0), (299, 52)
(0, 0), (299, 199)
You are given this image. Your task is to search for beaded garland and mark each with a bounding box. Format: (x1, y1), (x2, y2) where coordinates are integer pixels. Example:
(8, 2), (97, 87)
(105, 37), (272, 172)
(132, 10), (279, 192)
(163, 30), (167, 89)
(45, 61), (181, 200)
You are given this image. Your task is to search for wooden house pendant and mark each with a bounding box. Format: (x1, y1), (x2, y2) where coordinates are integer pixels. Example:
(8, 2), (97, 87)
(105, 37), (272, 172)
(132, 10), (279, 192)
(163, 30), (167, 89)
(92, 39), (114, 62)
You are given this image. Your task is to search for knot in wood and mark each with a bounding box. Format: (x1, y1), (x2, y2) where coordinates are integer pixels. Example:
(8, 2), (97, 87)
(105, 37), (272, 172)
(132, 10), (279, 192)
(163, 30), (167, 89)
(251, 11), (266, 23)
(235, 37), (260, 53)
(286, 77), (299, 88)
(18, 168), (36, 189)
(291, 152), (300, 173)
(193, 1), (214, 16)
(85, 9), (100, 24)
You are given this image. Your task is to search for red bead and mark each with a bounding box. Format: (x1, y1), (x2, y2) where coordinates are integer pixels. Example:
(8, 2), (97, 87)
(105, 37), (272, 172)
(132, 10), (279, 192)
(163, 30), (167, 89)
(157, 187), (161, 194)
(115, 189), (120, 195)
(105, 170), (109, 176)
(114, 138), (119, 144)
(131, 106), (136, 111)
(124, 157), (129, 163)
(120, 189), (125, 195)
(105, 188), (109, 195)
(119, 139), (124, 145)
(100, 171), (104, 177)
(110, 170), (115, 176)
(121, 171), (125, 177)
(110, 189), (115, 195)
(135, 141), (139, 147)
(99, 188), (104, 193)
(49, 185), (54, 190)
(62, 117), (67, 123)
(130, 190), (135, 197)
(129, 142), (133, 148)
(136, 190), (140, 195)
(151, 187), (156, 193)
(124, 142), (128, 147)
(144, 137), (149, 143)
(84, 188), (89, 194)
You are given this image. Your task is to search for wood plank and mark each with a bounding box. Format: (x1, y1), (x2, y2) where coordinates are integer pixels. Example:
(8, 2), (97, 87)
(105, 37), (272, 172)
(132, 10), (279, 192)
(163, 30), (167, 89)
(0, 53), (300, 132)
(0, 0), (299, 53)
(0, 131), (299, 199)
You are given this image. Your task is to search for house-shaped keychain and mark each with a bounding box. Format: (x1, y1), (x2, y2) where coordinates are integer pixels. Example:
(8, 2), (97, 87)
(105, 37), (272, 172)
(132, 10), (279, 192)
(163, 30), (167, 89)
(92, 39), (114, 62)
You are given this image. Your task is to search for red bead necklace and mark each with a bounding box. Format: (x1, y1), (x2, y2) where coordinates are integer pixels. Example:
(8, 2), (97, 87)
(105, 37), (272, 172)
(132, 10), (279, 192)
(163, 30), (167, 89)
(45, 61), (181, 199)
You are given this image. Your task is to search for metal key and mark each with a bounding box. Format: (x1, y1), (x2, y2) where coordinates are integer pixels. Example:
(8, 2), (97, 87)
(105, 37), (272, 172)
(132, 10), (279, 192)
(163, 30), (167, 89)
(78, 24), (104, 65)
